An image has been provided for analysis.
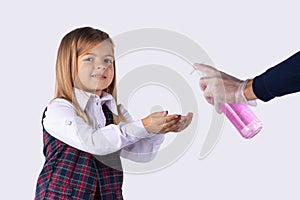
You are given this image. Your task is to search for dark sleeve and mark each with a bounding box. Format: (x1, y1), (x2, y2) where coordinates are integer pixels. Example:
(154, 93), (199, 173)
(252, 51), (300, 102)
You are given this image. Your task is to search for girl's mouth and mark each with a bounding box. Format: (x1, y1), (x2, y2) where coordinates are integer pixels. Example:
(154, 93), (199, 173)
(91, 74), (107, 79)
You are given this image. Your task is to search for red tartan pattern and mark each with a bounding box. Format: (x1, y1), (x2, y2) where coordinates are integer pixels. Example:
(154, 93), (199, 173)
(35, 105), (124, 200)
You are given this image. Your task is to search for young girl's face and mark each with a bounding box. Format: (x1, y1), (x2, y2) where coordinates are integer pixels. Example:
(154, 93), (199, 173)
(75, 41), (115, 96)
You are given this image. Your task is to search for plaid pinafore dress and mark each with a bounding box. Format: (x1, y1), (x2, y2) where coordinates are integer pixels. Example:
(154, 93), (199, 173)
(35, 105), (123, 200)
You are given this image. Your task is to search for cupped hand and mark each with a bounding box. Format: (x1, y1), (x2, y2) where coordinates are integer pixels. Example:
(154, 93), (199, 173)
(159, 112), (193, 134)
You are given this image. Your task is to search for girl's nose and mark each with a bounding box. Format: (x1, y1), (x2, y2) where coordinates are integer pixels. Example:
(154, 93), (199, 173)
(95, 65), (107, 70)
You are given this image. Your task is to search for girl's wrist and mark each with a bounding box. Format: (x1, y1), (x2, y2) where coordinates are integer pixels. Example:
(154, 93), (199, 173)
(142, 117), (149, 127)
(142, 117), (151, 132)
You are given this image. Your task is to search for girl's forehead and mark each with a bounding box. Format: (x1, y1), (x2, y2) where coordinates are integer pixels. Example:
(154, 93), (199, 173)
(91, 41), (114, 54)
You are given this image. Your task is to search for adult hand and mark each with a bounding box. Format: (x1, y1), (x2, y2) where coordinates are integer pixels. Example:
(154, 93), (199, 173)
(193, 63), (256, 113)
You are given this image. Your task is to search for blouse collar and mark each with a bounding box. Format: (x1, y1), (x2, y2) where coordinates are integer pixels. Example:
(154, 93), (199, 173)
(74, 88), (118, 115)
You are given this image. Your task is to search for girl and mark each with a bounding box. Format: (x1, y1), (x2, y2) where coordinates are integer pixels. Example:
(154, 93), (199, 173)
(35, 26), (193, 200)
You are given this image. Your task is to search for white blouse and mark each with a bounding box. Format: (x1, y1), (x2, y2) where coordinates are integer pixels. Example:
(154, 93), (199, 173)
(43, 88), (165, 162)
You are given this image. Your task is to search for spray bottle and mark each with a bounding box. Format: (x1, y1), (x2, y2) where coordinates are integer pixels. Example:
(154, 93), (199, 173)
(191, 67), (263, 139)
(220, 103), (262, 139)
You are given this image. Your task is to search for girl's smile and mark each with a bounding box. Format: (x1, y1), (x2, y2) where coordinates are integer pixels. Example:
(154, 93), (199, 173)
(91, 73), (107, 80)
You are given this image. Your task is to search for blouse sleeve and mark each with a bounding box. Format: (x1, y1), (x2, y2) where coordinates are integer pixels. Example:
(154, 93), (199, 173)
(43, 99), (156, 155)
(118, 104), (165, 162)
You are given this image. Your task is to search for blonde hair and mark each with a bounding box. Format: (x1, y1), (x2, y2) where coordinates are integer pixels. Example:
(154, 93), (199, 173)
(54, 26), (126, 124)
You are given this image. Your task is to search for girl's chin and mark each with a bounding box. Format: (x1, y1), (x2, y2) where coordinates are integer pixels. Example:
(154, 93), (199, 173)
(77, 83), (111, 94)
(91, 86), (110, 94)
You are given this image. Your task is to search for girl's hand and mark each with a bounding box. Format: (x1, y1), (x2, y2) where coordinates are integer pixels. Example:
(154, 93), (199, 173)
(142, 111), (193, 134)
(142, 111), (169, 133)
(159, 112), (193, 134)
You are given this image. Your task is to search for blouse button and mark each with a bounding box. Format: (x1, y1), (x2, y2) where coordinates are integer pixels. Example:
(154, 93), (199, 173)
(65, 120), (72, 125)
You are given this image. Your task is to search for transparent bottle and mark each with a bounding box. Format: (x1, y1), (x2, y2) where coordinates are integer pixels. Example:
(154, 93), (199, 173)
(220, 103), (263, 139)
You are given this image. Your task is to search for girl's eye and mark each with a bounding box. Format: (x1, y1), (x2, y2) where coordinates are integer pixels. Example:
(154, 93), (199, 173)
(104, 58), (113, 65)
(84, 57), (94, 62)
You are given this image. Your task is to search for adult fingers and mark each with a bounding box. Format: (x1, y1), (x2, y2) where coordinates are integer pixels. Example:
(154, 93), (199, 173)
(199, 77), (208, 91)
(193, 63), (218, 76)
(214, 103), (222, 114)
(203, 90), (214, 105)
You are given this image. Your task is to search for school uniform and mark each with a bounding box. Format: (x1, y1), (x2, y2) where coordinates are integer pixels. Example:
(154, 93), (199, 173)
(35, 89), (165, 199)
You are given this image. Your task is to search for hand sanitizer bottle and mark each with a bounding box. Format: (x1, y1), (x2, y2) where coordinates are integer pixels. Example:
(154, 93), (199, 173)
(220, 103), (263, 139)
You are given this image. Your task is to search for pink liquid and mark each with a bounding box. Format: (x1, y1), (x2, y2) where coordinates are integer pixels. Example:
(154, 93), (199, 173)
(220, 103), (263, 139)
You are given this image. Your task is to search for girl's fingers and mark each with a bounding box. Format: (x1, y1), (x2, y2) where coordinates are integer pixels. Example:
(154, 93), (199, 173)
(165, 114), (181, 123)
(159, 112), (193, 133)
(165, 119), (185, 132)
(163, 116), (181, 129)
(163, 123), (181, 133)
(174, 113), (193, 132)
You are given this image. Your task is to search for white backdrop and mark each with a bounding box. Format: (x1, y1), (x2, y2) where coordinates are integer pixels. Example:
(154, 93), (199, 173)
(1, 0), (299, 199)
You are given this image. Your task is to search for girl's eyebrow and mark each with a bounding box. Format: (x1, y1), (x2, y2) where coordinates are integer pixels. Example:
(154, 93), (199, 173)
(103, 54), (114, 58)
(84, 53), (97, 56)
(83, 53), (114, 57)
